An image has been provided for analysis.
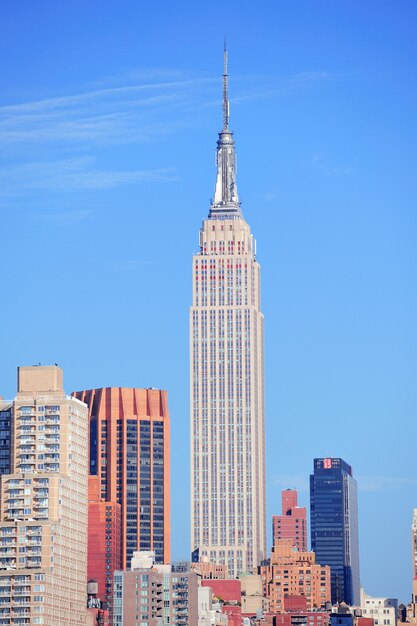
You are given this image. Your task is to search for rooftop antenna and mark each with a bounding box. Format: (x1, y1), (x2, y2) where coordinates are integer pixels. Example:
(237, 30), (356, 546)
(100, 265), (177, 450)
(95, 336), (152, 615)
(223, 39), (229, 130)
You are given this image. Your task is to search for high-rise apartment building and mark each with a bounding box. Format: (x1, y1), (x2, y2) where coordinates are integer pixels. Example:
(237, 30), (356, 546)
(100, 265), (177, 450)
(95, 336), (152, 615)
(0, 365), (88, 626)
(190, 49), (266, 577)
(72, 387), (170, 570)
(310, 458), (360, 605)
(259, 539), (331, 613)
(272, 489), (307, 551)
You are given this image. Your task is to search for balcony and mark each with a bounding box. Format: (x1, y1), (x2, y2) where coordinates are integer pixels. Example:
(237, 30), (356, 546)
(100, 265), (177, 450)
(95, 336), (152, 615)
(12, 599), (30, 606)
(12, 589), (30, 597)
(19, 438), (35, 446)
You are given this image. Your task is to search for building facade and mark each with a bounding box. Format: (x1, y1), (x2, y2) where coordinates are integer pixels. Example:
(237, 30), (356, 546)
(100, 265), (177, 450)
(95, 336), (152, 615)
(88, 475), (122, 619)
(310, 458), (360, 605)
(260, 539), (331, 613)
(360, 589), (397, 626)
(113, 554), (198, 626)
(72, 387), (170, 570)
(190, 48), (266, 578)
(0, 401), (11, 477)
(412, 510), (417, 597)
(0, 365), (88, 626)
(272, 489), (307, 552)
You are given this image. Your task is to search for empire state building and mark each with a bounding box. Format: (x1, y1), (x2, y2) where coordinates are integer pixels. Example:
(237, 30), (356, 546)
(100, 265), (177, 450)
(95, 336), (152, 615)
(190, 49), (266, 577)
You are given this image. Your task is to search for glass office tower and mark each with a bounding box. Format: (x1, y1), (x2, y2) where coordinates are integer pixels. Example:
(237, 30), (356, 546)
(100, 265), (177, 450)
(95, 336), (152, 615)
(310, 458), (360, 605)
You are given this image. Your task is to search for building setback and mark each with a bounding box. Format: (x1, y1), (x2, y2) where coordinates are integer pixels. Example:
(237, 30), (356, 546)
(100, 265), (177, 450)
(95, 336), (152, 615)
(310, 458), (360, 605)
(72, 387), (170, 570)
(190, 47), (266, 578)
(272, 489), (307, 552)
(260, 539), (331, 613)
(0, 365), (88, 626)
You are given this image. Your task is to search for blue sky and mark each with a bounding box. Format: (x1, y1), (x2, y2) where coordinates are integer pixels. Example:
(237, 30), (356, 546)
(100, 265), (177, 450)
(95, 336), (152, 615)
(1, 0), (416, 602)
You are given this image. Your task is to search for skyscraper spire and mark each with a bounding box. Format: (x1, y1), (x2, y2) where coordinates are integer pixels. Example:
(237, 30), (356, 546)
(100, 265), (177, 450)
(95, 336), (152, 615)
(209, 45), (242, 219)
(223, 40), (229, 131)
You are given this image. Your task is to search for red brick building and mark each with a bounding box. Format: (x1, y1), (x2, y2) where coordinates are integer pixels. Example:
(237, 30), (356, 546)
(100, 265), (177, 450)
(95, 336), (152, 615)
(201, 578), (242, 603)
(272, 489), (307, 551)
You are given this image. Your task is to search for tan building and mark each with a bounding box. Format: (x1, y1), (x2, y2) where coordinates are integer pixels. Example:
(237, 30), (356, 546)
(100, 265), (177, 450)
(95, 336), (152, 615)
(0, 365), (88, 626)
(240, 572), (268, 615)
(190, 48), (266, 578)
(191, 556), (228, 580)
(260, 539), (331, 613)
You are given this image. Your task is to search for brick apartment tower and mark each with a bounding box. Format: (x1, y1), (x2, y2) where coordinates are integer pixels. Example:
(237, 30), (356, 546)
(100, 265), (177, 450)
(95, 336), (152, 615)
(272, 489), (307, 551)
(88, 476), (122, 618)
(72, 387), (170, 571)
(0, 366), (88, 625)
(260, 539), (331, 613)
(190, 47), (266, 578)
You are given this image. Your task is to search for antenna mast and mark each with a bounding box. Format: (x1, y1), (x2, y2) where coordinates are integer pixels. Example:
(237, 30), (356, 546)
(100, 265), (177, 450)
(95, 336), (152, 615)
(223, 40), (229, 130)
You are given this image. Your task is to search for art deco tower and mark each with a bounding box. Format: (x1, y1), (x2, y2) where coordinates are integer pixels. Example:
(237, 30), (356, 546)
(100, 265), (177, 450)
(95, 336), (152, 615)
(190, 48), (266, 577)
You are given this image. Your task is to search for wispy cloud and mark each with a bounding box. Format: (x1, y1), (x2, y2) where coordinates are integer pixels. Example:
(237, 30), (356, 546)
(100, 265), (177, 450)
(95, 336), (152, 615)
(0, 70), (338, 149)
(0, 156), (178, 196)
(312, 153), (353, 177)
(0, 73), (217, 148)
(33, 209), (95, 225)
(0, 68), (340, 199)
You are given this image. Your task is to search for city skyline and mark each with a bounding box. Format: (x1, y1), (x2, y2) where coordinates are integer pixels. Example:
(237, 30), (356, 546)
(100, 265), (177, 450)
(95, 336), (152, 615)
(1, 0), (416, 604)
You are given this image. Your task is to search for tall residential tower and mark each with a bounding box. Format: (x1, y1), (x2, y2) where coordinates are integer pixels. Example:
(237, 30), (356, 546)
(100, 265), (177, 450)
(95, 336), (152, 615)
(190, 49), (266, 577)
(0, 366), (88, 625)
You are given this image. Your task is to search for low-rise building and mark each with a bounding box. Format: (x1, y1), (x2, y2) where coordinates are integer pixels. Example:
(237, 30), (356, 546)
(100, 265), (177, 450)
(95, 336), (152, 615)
(113, 552), (198, 625)
(360, 590), (397, 626)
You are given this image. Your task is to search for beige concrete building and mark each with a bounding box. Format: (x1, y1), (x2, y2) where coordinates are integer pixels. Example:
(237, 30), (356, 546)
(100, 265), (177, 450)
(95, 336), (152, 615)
(190, 49), (266, 578)
(113, 552), (198, 625)
(191, 556), (228, 580)
(240, 572), (268, 615)
(0, 366), (88, 626)
(360, 589), (397, 626)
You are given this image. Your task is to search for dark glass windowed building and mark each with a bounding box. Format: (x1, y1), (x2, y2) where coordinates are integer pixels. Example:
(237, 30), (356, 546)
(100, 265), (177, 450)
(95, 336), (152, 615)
(0, 401), (12, 476)
(73, 387), (170, 569)
(310, 458), (360, 605)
